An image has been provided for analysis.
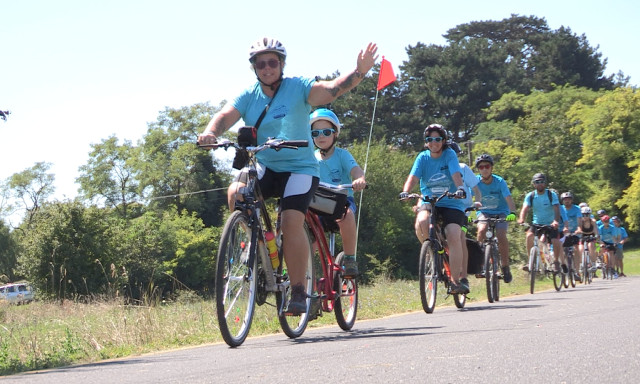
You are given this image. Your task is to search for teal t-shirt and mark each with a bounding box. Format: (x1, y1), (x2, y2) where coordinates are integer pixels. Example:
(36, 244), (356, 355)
(524, 189), (561, 225)
(232, 76), (319, 177)
(315, 147), (359, 197)
(409, 148), (464, 211)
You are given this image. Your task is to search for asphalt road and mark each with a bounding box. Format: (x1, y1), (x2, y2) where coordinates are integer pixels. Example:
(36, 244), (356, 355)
(5, 276), (639, 384)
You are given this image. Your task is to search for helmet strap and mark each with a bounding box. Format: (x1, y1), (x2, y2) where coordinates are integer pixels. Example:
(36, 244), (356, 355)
(317, 137), (337, 157)
(255, 69), (284, 91)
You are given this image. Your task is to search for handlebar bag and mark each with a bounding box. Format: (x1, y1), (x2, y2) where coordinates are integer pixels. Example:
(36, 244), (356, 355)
(309, 186), (349, 222)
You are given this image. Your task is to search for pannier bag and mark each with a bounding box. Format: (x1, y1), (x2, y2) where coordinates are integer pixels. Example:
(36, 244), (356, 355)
(308, 186), (349, 222)
(466, 238), (484, 275)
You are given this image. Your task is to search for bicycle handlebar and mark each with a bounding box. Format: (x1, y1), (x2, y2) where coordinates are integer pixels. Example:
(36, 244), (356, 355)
(399, 191), (457, 204)
(197, 138), (308, 152)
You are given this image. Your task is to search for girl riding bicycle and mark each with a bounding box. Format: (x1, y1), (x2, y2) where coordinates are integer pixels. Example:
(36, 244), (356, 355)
(399, 124), (468, 294)
(310, 108), (366, 278)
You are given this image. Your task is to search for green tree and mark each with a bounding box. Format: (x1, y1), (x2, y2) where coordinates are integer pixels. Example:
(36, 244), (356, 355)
(16, 201), (118, 299)
(568, 87), (640, 228)
(137, 103), (230, 227)
(0, 221), (18, 281)
(77, 136), (141, 219)
(8, 162), (55, 226)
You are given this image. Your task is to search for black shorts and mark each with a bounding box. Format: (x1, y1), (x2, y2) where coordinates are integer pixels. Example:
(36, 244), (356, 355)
(418, 204), (466, 227)
(528, 225), (559, 240)
(236, 166), (319, 213)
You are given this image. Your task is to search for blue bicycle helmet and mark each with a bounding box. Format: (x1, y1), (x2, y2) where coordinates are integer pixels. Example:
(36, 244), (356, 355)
(310, 108), (342, 134)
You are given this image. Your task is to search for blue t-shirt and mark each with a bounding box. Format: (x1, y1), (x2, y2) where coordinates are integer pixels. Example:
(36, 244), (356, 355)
(474, 174), (511, 215)
(315, 147), (359, 197)
(523, 189), (562, 225)
(616, 226), (628, 249)
(560, 204), (581, 233)
(409, 148), (464, 211)
(232, 76), (319, 177)
(598, 224), (619, 244)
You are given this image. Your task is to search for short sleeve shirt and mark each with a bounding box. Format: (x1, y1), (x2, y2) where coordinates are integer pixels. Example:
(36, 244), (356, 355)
(524, 189), (561, 225)
(475, 174), (511, 215)
(315, 147), (359, 197)
(409, 148), (464, 211)
(232, 76), (319, 176)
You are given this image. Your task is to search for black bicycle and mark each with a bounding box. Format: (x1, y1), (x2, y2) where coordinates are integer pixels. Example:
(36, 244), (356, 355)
(200, 137), (312, 347)
(401, 191), (467, 313)
(474, 214), (509, 303)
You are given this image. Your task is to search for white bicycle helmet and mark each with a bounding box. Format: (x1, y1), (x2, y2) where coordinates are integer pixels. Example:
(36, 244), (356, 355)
(581, 206), (592, 215)
(249, 37), (287, 62)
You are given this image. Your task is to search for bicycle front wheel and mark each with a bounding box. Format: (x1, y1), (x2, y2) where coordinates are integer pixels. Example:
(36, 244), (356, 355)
(216, 211), (257, 347)
(277, 223), (314, 338)
(334, 252), (358, 330)
(529, 246), (538, 294)
(582, 251), (590, 285)
(484, 243), (497, 303)
(453, 292), (466, 308)
(419, 240), (438, 313)
(553, 270), (563, 291)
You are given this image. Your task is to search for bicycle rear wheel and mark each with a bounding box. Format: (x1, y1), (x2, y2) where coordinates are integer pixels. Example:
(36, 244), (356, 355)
(277, 223), (314, 338)
(419, 240), (438, 313)
(529, 246), (538, 294)
(216, 211), (257, 347)
(334, 252), (358, 330)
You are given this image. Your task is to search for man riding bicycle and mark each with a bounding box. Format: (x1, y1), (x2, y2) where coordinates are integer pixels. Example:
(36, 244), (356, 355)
(473, 154), (517, 283)
(517, 173), (567, 272)
(400, 124), (469, 294)
(197, 37), (378, 314)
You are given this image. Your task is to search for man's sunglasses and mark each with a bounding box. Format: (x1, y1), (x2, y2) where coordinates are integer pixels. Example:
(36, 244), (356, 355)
(254, 59), (280, 70)
(425, 137), (444, 143)
(311, 128), (335, 138)
(533, 180), (546, 184)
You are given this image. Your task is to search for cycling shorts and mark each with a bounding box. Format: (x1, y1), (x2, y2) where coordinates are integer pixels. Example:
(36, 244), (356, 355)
(418, 204), (466, 227)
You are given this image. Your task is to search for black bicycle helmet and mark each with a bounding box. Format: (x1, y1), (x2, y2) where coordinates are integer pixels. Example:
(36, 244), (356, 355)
(532, 173), (546, 183)
(475, 154), (494, 168)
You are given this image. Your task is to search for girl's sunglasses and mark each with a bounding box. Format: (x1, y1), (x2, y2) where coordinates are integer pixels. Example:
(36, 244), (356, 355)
(311, 128), (335, 138)
(425, 137), (443, 143)
(254, 59), (280, 70)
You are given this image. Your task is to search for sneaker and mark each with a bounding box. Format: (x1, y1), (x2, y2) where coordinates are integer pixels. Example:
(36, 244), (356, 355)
(502, 266), (513, 283)
(574, 272), (582, 283)
(561, 264), (569, 274)
(522, 265), (530, 272)
(620, 273), (627, 277)
(449, 280), (464, 294)
(552, 261), (561, 273)
(460, 278), (470, 294)
(342, 256), (358, 278)
(285, 284), (308, 315)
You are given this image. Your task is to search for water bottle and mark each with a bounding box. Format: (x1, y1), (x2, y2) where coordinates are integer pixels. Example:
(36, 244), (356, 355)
(265, 231), (279, 269)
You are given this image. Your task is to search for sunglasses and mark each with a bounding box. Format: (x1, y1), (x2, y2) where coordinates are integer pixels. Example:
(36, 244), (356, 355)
(425, 137), (444, 143)
(477, 164), (491, 170)
(533, 180), (545, 184)
(254, 59), (280, 70)
(311, 128), (335, 138)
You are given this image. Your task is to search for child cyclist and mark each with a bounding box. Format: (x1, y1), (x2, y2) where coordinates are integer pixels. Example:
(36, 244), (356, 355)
(310, 108), (366, 277)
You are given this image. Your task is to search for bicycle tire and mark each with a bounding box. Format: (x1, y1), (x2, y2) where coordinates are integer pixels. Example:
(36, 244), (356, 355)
(582, 250), (590, 285)
(484, 243), (495, 303)
(553, 270), (563, 291)
(563, 254), (570, 289)
(215, 211), (257, 347)
(569, 256), (576, 288)
(334, 252), (358, 330)
(492, 244), (501, 302)
(419, 240), (438, 313)
(277, 223), (314, 338)
(529, 246), (538, 294)
(453, 292), (466, 308)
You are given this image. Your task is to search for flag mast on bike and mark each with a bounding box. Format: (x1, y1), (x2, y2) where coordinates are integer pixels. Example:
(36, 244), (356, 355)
(354, 57), (396, 258)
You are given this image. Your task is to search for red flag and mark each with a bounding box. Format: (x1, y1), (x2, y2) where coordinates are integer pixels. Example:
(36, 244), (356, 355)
(377, 57), (396, 90)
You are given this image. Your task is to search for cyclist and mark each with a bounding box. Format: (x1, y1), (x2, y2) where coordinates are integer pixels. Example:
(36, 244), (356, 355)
(597, 215), (620, 276)
(310, 108), (366, 277)
(611, 216), (628, 277)
(576, 205), (599, 273)
(596, 209), (607, 226)
(198, 37), (378, 314)
(473, 154), (517, 283)
(517, 173), (567, 272)
(559, 192), (581, 281)
(399, 124), (468, 294)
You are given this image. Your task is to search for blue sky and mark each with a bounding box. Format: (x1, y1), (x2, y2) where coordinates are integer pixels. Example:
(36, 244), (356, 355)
(1, 0), (638, 223)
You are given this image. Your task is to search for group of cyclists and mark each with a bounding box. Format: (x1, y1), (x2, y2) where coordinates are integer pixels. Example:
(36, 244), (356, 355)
(197, 37), (629, 315)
